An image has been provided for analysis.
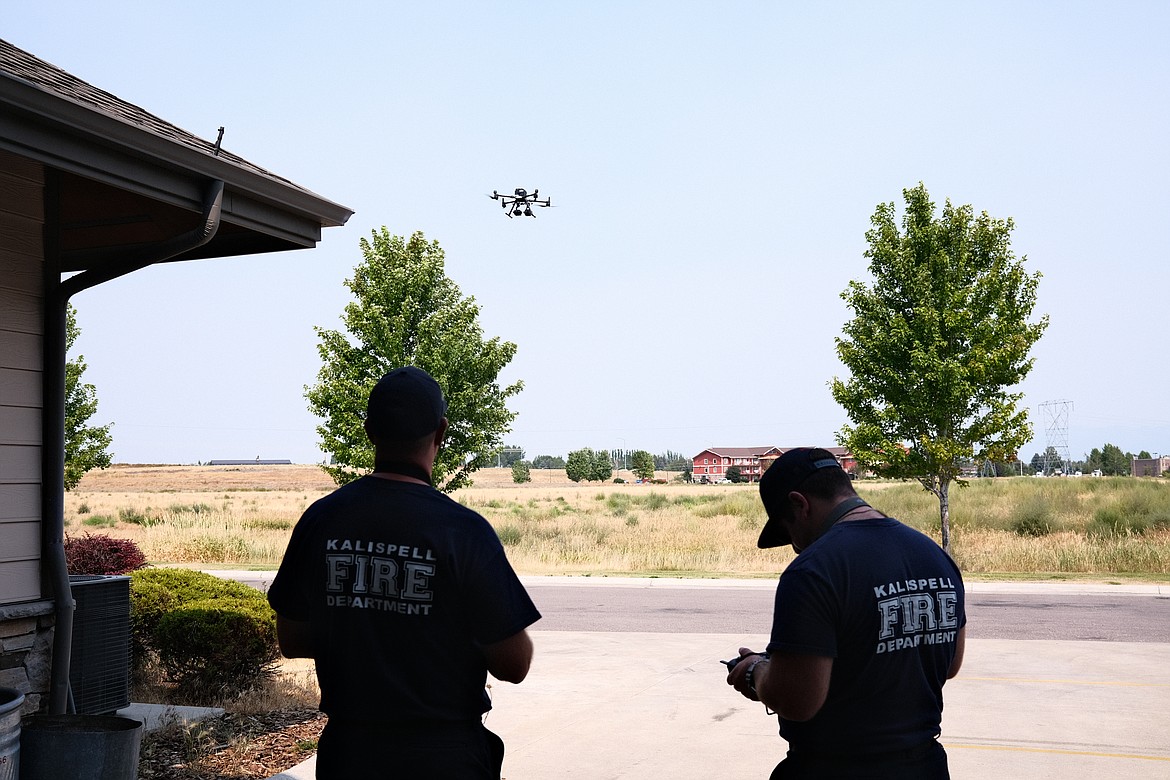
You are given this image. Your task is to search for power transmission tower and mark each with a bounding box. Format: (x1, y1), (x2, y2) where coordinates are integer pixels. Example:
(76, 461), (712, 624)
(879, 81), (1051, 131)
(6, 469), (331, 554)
(1038, 400), (1073, 475)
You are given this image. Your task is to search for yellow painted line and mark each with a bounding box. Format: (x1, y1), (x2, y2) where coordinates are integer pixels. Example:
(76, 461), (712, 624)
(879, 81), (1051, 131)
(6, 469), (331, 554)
(949, 744), (1170, 762)
(962, 676), (1170, 687)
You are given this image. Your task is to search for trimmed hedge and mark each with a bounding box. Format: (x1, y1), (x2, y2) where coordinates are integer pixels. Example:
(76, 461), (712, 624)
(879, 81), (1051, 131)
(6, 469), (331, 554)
(130, 568), (279, 696)
(156, 597), (278, 695)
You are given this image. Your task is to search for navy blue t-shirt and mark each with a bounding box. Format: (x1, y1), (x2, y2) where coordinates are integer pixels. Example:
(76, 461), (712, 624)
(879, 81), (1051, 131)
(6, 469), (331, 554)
(268, 476), (541, 723)
(766, 517), (965, 755)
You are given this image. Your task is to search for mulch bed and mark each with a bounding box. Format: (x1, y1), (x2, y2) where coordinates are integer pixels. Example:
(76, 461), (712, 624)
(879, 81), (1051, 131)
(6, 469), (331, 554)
(138, 708), (325, 780)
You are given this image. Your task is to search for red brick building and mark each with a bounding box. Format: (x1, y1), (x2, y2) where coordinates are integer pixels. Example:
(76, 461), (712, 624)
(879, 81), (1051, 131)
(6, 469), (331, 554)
(691, 446), (782, 482)
(694, 446), (859, 483)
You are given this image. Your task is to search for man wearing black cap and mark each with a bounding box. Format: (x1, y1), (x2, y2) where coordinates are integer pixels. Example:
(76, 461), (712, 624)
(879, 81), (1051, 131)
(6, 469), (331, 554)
(268, 366), (541, 779)
(726, 448), (966, 779)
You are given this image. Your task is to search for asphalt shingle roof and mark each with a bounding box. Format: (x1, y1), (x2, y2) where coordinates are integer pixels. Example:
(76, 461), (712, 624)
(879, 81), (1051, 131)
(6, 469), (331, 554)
(0, 37), (302, 190)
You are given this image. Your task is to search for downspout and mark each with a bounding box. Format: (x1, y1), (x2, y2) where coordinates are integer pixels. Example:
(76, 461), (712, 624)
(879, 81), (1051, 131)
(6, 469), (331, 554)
(43, 178), (224, 714)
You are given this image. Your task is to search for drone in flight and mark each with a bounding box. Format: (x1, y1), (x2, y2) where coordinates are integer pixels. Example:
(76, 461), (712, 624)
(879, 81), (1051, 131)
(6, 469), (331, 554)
(489, 188), (551, 218)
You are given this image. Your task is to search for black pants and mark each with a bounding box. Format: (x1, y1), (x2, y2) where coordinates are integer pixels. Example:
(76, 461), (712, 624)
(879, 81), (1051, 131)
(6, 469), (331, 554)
(315, 718), (505, 780)
(770, 739), (950, 780)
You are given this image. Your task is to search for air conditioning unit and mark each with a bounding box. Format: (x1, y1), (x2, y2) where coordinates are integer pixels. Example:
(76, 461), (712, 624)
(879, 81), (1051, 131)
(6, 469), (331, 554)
(68, 575), (131, 715)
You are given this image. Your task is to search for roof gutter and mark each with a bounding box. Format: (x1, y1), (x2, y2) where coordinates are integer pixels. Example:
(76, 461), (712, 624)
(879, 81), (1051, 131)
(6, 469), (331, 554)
(43, 177), (224, 714)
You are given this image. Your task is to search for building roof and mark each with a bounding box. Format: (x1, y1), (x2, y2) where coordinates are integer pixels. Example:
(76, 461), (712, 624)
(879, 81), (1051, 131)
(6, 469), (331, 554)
(0, 38), (352, 266)
(0, 40), (297, 186)
(695, 446), (855, 460)
(765, 446), (854, 458)
(694, 446), (781, 459)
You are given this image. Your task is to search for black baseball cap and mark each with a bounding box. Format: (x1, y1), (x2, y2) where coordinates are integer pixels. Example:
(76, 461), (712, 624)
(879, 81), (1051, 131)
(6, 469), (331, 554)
(757, 448), (845, 548)
(365, 367), (447, 441)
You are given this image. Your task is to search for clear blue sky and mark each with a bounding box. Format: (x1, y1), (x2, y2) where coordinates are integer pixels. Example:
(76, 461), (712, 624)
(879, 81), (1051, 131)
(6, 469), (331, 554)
(7, 2), (1169, 466)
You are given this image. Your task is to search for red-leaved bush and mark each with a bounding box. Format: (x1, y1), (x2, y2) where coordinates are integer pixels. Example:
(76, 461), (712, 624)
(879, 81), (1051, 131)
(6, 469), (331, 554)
(64, 533), (147, 575)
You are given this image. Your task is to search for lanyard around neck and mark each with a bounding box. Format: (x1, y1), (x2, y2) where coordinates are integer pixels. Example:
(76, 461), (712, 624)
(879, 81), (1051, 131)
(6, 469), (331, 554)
(820, 495), (870, 537)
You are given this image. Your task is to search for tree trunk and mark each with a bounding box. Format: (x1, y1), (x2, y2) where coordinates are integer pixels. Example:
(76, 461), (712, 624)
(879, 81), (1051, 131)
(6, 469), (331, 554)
(938, 479), (951, 554)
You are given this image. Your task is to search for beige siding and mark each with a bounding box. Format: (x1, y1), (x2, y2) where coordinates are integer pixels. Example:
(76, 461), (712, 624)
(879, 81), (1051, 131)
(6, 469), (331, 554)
(0, 561), (40, 603)
(0, 483), (38, 520)
(0, 405), (39, 445)
(0, 330), (41, 371)
(0, 153), (44, 604)
(0, 367), (41, 407)
(0, 445), (39, 483)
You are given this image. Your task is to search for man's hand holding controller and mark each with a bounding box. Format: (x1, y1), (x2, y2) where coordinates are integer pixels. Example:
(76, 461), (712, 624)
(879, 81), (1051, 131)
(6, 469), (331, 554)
(722, 647), (769, 702)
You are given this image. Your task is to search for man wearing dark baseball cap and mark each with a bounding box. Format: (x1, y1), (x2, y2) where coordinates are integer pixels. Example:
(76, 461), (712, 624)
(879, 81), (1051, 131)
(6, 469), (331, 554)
(726, 448), (966, 779)
(365, 366), (449, 442)
(269, 366), (541, 779)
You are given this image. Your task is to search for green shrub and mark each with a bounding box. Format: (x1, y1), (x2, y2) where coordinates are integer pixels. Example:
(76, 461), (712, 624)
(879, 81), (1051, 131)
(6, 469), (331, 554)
(129, 578), (176, 661)
(606, 493), (631, 511)
(119, 507), (158, 526)
(634, 492), (669, 511)
(1011, 497), (1055, 537)
(82, 515), (117, 528)
(1088, 508), (1149, 538)
(166, 502), (215, 515)
(496, 525), (523, 546)
(131, 567), (261, 604)
(155, 597), (278, 696)
(1012, 514), (1053, 537)
(130, 568), (277, 696)
(244, 518), (294, 531)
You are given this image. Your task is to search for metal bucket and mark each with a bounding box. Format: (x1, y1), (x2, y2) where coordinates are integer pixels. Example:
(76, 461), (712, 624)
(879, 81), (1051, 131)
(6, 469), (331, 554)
(0, 687), (24, 780)
(19, 714), (143, 780)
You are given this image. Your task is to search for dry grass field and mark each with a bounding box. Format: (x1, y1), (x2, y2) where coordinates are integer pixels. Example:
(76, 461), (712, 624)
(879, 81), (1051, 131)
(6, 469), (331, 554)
(68, 464), (1170, 579)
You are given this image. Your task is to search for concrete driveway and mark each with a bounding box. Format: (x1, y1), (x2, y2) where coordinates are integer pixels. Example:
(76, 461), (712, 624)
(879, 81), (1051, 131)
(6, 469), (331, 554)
(258, 579), (1170, 779)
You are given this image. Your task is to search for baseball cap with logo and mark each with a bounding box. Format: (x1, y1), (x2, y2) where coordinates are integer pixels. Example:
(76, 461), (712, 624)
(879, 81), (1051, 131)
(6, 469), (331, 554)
(757, 447), (845, 548)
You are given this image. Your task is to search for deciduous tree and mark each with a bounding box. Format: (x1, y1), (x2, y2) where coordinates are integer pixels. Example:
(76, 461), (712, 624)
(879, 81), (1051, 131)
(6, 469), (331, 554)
(64, 304), (113, 490)
(1099, 443), (1133, 476)
(565, 448), (614, 482)
(630, 450), (656, 481)
(592, 450), (614, 482)
(655, 451), (691, 471)
(511, 460), (532, 483)
(306, 229), (521, 492)
(566, 448), (594, 482)
(831, 184), (1048, 552)
(531, 455), (566, 469)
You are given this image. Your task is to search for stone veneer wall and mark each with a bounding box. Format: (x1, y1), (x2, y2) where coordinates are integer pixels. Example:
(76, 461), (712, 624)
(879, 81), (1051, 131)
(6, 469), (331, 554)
(0, 602), (54, 714)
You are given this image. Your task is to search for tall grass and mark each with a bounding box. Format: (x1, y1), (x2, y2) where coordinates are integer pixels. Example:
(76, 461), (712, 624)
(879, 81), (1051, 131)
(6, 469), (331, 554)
(65, 477), (1170, 578)
(64, 490), (311, 566)
(856, 477), (1170, 575)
